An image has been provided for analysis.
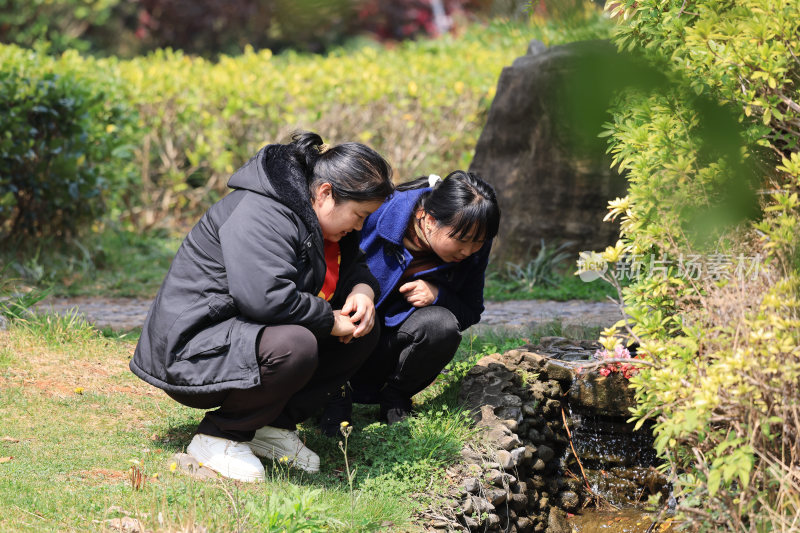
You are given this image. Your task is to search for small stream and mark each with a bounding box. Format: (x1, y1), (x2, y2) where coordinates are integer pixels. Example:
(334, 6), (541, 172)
(565, 410), (675, 532)
(569, 412), (664, 505)
(551, 347), (676, 532)
(569, 508), (677, 533)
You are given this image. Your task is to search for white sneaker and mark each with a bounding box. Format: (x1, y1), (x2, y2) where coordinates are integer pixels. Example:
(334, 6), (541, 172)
(186, 434), (266, 482)
(247, 426), (320, 473)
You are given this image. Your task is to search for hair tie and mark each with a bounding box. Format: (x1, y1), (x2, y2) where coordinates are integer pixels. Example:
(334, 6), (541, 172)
(318, 143), (331, 154)
(427, 174), (441, 188)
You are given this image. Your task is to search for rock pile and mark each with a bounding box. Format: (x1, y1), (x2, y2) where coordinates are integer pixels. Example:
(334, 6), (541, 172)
(427, 337), (668, 532)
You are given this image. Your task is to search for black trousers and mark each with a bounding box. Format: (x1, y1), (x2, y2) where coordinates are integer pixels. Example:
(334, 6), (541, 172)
(168, 323), (380, 442)
(349, 306), (462, 408)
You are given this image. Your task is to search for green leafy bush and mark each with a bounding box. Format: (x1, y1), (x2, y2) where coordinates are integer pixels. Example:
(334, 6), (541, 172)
(581, 0), (800, 529)
(0, 45), (138, 238)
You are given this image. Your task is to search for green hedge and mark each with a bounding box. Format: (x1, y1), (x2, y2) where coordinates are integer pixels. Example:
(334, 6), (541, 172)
(112, 16), (611, 228)
(0, 45), (137, 238)
(0, 13), (611, 234)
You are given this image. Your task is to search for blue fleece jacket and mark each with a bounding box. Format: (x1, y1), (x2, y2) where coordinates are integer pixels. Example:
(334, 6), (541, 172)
(360, 188), (492, 331)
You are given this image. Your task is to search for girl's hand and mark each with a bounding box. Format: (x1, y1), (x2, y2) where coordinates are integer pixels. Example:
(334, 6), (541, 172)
(340, 284), (376, 341)
(331, 310), (357, 340)
(398, 280), (438, 308)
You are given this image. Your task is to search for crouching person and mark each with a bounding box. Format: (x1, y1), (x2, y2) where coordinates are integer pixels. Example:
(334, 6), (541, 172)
(320, 171), (500, 430)
(130, 132), (393, 482)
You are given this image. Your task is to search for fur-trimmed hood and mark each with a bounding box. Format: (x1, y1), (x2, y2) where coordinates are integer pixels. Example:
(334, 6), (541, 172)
(227, 144), (322, 249)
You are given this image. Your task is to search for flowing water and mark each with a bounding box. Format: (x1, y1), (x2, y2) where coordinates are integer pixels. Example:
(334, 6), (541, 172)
(569, 508), (678, 533)
(564, 406), (675, 532)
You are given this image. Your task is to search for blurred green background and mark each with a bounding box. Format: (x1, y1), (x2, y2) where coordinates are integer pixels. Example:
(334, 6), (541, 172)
(0, 0), (614, 300)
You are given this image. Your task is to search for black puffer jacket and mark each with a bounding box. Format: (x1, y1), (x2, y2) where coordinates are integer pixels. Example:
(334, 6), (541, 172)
(130, 144), (380, 394)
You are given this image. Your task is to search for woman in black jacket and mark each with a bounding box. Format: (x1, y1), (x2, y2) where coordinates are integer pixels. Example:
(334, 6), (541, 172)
(130, 132), (393, 482)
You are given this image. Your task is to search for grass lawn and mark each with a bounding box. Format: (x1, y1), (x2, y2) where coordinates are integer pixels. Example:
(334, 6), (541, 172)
(483, 268), (619, 302)
(1, 228), (183, 299)
(0, 311), (536, 532)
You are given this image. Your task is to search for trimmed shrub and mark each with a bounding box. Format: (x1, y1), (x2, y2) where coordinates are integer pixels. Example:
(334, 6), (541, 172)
(112, 16), (611, 228)
(0, 45), (138, 238)
(0, 14), (612, 232)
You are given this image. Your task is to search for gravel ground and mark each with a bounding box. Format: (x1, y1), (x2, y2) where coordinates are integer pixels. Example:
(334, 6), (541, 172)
(35, 296), (621, 334)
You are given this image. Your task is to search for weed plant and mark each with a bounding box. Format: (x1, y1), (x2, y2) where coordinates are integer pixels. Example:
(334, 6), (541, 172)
(505, 239), (575, 290)
(0, 227), (182, 299)
(484, 240), (623, 302)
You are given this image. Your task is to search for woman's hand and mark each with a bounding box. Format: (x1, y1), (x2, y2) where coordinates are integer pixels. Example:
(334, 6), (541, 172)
(398, 280), (438, 308)
(335, 283), (376, 343)
(331, 310), (357, 340)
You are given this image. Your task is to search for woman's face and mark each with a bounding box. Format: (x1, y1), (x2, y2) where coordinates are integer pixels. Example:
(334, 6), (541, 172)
(422, 213), (485, 263)
(312, 183), (382, 241)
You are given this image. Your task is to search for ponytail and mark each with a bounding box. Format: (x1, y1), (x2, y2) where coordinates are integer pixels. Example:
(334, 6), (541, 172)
(289, 130), (393, 203)
(289, 131), (325, 179)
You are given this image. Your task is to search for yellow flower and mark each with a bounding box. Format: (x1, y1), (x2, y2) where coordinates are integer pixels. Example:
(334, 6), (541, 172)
(279, 455), (289, 463)
(603, 196), (630, 222)
(601, 240), (626, 263)
(600, 325), (620, 339)
(169, 462), (177, 472)
(340, 421), (349, 428)
(74, 387), (84, 394)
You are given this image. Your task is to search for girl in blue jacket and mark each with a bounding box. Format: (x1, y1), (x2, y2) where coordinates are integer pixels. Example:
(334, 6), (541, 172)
(320, 170), (500, 430)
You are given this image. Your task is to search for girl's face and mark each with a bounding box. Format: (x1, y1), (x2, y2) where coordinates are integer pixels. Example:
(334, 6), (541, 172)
(421, 213), (485, 263)
(312, 183), (382, 241)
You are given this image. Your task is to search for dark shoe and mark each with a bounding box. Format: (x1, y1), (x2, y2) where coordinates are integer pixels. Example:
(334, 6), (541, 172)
(377, 384), (413, 425)
(379, 404), (412, 425)
(319, 385), (353, 437)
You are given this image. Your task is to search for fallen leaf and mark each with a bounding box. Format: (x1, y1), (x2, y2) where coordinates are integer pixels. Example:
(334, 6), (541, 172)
(0, 457), (13, 463)
(1, 437), (19, 443)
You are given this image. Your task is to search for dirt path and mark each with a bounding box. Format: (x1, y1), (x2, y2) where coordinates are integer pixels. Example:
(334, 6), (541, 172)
(35, 296), (621, 334)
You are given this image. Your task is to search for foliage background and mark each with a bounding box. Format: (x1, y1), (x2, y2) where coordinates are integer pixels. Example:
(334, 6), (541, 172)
(585, 0), (800, 529)
(0, 8), (612, 238)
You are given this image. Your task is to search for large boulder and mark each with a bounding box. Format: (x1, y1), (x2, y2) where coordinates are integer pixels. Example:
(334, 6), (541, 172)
(470, 39), (627, 265)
